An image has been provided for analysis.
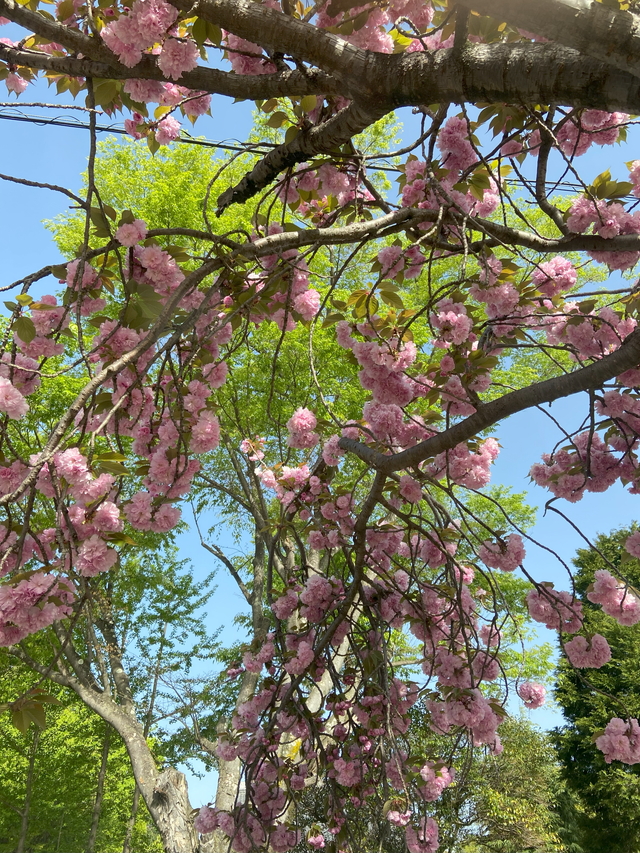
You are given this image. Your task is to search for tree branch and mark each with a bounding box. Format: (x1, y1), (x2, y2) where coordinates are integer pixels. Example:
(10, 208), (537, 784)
(170, 0), (369, 88)
(216, 99), (387, 212)
(340, 326), (640, 473)
(466, 0), (640, 80)
(0, 0), (113, 62)
(0, 44), (339, 100)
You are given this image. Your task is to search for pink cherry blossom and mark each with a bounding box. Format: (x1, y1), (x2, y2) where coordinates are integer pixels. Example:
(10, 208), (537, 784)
(399, 474), (422, 504)
(564, 633), (612, 668)
(194, 806), (219, 834)
(405, 817), (439, 853)
(624, 531), (640, 558)
(437, 116), (477, 174)
(115, 218), (148, 247)
(0, 377), (28, 420)
(532, 256), (577, 297)
(157, 37), (200, 80)
(6, 72), (28, 95)
(156, 115), (181, 145)
(517, 681), (546, 709)
(75, 535), (118, 576)
(596, 717), (640, 764)
(587, 569), (640, 626)
(526, 587), (583, 632)
(191, 410), (221, 453)
(478, 534), (525, 572)
(419, 761), (455, 801)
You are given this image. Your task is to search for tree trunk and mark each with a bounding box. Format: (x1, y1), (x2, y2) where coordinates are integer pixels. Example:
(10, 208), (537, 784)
(87, 726), (111, 853)
(16, 729), (39, 853)
(49, 679), (199, 853)
(123, 622), (167, 853)
(148, 767), (199, 853)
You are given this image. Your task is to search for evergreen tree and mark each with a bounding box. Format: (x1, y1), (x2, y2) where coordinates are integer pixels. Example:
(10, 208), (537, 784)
(554, 527), (640, 853)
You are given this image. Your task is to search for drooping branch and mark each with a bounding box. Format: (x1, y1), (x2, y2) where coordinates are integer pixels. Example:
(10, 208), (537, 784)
(0, 258), (221, 506)
(340, 326), (640, 473)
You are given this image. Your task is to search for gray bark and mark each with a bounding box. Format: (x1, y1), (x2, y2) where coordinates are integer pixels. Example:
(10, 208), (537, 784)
(467, 0), (640, 79)
(8, 643), (199, 853)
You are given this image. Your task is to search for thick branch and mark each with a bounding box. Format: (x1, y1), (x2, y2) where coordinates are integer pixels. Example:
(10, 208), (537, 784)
(0, 0), (113, 62)
(243, 208), (640, 257)
(95, 616), (137, 717)
(179, 0), (639, 113)
(170, 0), (369, 87)
(467, 0), (640, 80)
(391, 43), (640, 113)
(0, 44), (339, 100)
(340, 327), (640, 473)
(217, 41), (640, 209)
(216, 99), (387, 212)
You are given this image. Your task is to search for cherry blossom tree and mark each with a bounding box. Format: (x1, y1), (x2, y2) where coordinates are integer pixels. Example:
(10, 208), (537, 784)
(5, 0), (640, 850)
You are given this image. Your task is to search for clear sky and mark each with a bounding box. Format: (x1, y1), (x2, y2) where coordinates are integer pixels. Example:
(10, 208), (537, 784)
(2, 64), (640, 802)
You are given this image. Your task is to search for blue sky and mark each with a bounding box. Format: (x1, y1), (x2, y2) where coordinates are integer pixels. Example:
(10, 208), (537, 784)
(2, 66), (640, 801)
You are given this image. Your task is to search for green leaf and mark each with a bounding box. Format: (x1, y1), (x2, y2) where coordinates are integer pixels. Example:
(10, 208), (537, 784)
(147, 133), (160, 156)
(105, 532), (137, 545)
(191, 16), (208, 47)
(30, 301), (57, 311)
(13, 317), (36, 344)
(90, 206), (110, 232)
(96, 451), (127, 461)
(50, 264), (68, 279)
(300, 95), (317, 113)
(29, 692), (61, 706)
(56, 0), (74, 19)
(11, 709), (28, 734)
(96, 460), (129, 475)
(206, 21), (222, 45)
(136, 283), (163, 319)
(322, 312), (344, 327)
(164, 244), (191, 262)
(379, 289), (405, 309)
(92, 392), (113, 414)
(93, 80), (119, 109)
(266, 111), (289, 128)
(23, 703), (46, 730)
